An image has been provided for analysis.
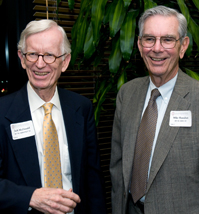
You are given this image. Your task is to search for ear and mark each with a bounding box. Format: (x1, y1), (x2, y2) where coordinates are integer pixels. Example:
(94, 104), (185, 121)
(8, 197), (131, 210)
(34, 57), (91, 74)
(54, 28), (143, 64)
(61, 54), (71, 72)
(179, 36), (189, 59)
(137, 37), (143, 58)
(17, 50), (27, 69)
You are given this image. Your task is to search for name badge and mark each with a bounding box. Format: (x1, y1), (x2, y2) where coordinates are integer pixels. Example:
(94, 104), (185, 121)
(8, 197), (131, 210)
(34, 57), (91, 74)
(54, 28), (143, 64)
(10, 120), (35, 140)
(169, 111), (192, 127)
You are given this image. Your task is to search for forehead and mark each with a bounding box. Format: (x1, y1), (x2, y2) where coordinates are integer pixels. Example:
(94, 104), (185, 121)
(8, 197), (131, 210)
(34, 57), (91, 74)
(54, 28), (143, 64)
(143, 15), (179, 37)
(25, 27), (62, 53)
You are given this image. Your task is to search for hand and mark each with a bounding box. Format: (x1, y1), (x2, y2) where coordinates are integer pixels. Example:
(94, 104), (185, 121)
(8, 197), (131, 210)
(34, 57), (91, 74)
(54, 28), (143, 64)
(29, 188), (81, 214)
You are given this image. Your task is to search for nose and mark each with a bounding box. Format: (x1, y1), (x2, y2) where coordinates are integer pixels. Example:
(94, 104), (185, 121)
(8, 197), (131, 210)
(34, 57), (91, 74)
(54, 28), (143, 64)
(35, 55), (46, 68)
(152, 38), (164, 52)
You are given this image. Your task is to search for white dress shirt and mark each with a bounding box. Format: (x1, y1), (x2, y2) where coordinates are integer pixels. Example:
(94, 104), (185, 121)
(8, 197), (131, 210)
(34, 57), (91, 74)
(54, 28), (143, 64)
(27, 82), (74, 214)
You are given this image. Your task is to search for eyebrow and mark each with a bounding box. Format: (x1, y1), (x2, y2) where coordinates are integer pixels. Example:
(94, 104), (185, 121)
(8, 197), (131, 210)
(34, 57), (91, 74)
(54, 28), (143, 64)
(26, 51), (56, 55)
(142, 34), (177, 38)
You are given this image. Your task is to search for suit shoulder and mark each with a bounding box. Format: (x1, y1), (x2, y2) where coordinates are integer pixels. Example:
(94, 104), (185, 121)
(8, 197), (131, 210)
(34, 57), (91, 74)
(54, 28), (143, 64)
(58, 87), (92, 111)
(0, 90), (20, 110)
(58, 87), (90, 102)
(120, 76), (149, 92)
(178, 70), (199, 93)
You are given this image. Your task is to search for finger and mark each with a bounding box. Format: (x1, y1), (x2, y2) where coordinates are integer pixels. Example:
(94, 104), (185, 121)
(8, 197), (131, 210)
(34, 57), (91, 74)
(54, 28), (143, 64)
(47, 200), (75, 213)
(61, 190), (81, 203)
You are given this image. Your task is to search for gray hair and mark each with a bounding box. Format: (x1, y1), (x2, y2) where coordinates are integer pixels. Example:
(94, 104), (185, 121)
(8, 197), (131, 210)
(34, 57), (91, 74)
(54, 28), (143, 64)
(18, 19), (71, 54)
(138, 6), (187, 42)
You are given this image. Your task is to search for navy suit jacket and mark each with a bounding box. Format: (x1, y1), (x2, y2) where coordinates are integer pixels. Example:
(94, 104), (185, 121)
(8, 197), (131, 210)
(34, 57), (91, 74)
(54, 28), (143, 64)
(0, 84), (106, 214)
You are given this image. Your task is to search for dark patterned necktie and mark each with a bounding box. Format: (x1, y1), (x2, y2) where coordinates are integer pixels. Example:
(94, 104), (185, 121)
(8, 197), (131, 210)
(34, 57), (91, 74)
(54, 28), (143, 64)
(43, 103), (62, 188)
(131, 89), (160, 203)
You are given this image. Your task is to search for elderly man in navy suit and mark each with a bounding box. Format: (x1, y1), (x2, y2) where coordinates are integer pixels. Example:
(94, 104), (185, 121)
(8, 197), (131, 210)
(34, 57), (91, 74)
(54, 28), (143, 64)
(0, 19), (106, 214)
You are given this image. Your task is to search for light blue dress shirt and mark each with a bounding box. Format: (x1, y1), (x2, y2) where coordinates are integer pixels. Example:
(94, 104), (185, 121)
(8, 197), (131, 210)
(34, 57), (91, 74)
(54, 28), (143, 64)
(140, 73), (178, 202)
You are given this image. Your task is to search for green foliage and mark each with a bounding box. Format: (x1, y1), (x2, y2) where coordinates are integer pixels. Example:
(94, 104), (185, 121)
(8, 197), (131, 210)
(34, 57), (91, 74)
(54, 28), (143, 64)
(144, 0), (157, 10)
(59, 0), (199, 126)
(109, 35), (123, 74)
(94, 82), (113, 126)
(192, 0), (199, 10)
(120, 9), (139, 61)
(109, 0), (127, 38)
(84, 23), (95, 59)
(117, 70), (127, 91)
(123, 0), (132, 8)
(68, 0), (75, 10)
(91, 0), (108, 46)
(185, 68), (199, 80)
(186, 31), (193, 56)
(177, 0), (199, 50)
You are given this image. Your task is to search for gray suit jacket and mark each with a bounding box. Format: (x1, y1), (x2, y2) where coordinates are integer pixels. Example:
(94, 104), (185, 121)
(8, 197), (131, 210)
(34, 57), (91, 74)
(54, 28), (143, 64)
(110, 69), (199, 214)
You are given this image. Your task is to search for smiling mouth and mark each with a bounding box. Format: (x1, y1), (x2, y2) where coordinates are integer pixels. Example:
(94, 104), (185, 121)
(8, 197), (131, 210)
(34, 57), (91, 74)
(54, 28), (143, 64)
(34, 71), (49, 76)
(151, 57), (166, 61)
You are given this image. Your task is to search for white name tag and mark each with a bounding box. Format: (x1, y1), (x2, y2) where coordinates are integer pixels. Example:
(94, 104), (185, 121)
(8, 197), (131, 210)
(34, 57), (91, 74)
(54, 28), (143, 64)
(169, 111), (192, 127)
(10, 120), (35, 140)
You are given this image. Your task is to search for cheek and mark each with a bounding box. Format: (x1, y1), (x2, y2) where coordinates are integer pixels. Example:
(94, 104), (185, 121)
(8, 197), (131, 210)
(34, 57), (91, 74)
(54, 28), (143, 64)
(51, 66), (62, 79)
(170, 50), (180, 62)
(141, 49), (151, 61)
(26, 64), (34, 73)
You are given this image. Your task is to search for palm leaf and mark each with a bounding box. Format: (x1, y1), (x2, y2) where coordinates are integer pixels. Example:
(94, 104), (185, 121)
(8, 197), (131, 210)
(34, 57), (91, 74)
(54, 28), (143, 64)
(103, 2), (112, 24)
(186, 31), (193, 57)
(177, 0), (199, 50)
(117, 70), (127, 91)
(109, 35), (122, 74)
(84, 22), (95, 59)
(94, 82), (113, 126)
(120, 9), (139, 61)
(144, 0), (157, 10)
(123, 0), (131, 8)
(192, 0), (199, 11)
(93, 80), (106, 103)
(68, 0), (75, 10)
(185, 68), (199, 80)
(109, 0), (127, 38)
(91, 0), (108, 46)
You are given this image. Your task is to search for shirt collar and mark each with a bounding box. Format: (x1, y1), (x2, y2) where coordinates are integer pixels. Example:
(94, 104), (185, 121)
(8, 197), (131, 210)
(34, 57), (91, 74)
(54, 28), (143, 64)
(27, 81), (61, 113)
(149, 73), (178, 101)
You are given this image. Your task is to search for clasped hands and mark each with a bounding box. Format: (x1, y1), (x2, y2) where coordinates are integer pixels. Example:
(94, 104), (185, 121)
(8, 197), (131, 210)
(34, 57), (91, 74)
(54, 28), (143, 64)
(30, 187), (81, 214)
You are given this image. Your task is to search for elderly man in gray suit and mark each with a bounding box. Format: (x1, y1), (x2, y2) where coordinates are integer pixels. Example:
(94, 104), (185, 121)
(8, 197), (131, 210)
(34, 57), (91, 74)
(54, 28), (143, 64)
(110, 5), (199, 214)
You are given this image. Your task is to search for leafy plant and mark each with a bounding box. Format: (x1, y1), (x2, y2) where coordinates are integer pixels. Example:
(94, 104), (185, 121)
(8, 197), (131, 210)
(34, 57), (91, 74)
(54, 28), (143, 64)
(58, 0), (199, 126)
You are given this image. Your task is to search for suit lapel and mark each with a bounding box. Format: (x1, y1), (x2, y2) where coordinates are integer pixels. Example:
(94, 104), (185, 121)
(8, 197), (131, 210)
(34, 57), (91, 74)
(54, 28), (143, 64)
(147, 70), (191, 191)
(58, 88), (84, 194)
(123, 77), (150, 190)
(5, 85), (41, 187)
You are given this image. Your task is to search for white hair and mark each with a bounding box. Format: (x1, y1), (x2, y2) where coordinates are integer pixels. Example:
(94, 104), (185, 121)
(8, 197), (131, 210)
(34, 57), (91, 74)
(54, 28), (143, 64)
(138, 6), (187, 42)
(18, 19), (71, 54)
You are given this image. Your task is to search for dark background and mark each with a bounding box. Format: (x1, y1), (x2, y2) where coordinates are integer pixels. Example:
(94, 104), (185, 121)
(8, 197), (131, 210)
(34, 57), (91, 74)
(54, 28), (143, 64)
(0, 0), (34, 96)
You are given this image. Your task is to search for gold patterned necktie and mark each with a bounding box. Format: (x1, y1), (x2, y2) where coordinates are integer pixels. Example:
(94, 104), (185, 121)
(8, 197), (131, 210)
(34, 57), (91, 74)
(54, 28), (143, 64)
(131, 89), (160, 203)
(42, 103), (62, 188)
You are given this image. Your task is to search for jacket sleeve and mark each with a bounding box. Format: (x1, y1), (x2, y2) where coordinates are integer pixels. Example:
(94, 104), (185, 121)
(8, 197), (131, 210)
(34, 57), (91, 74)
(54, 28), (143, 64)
(70, 95), (107, 214)
(84, 100), (107, 214)
(110, 88), (125, 214)
(0, 131), (37, 213)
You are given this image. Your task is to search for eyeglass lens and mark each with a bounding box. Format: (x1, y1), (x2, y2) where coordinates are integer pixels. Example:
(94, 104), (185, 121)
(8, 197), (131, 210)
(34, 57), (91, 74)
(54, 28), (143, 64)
(141, 36), (178, 49)
(25, 53), (56, 64)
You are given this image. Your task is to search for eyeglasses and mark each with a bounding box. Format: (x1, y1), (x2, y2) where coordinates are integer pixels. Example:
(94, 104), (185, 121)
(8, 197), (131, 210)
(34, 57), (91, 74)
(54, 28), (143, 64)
(140, 36), (182, 49)
(22, 52), (67, 64)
